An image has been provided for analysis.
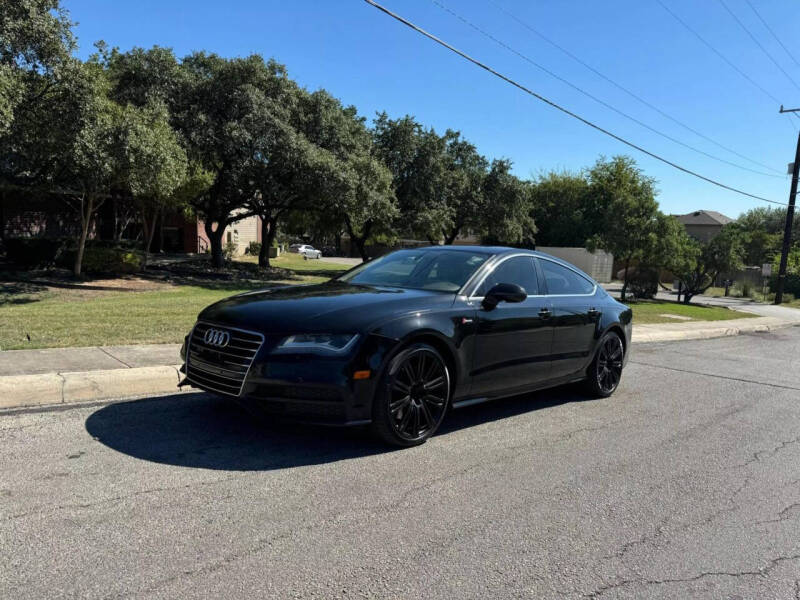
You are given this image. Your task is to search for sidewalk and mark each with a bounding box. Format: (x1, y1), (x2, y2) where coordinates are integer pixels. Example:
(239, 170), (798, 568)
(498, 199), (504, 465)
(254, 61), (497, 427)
(1, 305), (798, 411)
(0, 344), (185, 410)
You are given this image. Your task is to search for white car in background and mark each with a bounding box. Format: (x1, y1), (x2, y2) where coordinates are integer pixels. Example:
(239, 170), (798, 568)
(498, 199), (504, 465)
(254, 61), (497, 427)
(293, 244), (322, 259)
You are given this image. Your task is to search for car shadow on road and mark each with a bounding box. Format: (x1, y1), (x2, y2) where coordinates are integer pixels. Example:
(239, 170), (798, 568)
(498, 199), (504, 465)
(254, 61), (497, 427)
(85, 387), (592, 472)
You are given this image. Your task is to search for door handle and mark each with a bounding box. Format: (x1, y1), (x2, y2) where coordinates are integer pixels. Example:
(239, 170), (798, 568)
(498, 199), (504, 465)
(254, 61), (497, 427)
(538, 307), (551, 318)
(588, 308), (600, 317)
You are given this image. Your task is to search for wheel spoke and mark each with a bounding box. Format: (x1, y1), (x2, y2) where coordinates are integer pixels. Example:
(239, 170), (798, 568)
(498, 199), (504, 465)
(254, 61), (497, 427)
(398, 405), (413, 433)
(424, 375), (445, 391)
(390, 395), (411, 413)
(400, 364), (415, 384)
(423, 393), (445, 407)
(419, 401), (434, 430)
(416, 354), (427, 380)
(393, 380), (411, 395)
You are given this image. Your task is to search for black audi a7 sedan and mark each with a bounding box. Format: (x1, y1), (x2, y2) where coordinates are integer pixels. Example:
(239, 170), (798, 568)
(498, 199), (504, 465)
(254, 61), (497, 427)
(180, 246), (632, 446)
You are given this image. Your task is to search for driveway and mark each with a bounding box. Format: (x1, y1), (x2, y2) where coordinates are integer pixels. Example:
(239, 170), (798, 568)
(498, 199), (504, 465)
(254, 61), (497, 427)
(3, 329), (800, 598)
(319, 256), (363, 266)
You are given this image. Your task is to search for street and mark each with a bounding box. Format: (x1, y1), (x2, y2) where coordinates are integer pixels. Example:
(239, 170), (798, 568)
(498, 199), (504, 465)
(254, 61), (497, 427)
(3, 328), (800, 599)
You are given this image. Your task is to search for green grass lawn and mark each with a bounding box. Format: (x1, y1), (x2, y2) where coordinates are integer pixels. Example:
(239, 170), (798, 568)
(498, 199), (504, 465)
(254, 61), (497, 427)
(236, 252), (352, 276)
(0, 256), (351, 350)
(629, 300), (757, 325)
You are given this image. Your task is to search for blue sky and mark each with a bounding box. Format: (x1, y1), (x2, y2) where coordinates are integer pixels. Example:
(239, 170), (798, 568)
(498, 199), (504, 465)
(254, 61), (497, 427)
(66, 0), (800, 218)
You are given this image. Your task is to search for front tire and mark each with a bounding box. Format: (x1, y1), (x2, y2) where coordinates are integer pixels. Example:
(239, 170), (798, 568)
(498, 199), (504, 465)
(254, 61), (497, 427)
(585, 331), (624, 398)
(372, 343), (451, 447)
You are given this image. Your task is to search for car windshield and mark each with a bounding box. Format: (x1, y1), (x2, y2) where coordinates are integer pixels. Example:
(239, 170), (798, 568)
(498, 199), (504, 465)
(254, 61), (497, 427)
(338, 249), (491, 292)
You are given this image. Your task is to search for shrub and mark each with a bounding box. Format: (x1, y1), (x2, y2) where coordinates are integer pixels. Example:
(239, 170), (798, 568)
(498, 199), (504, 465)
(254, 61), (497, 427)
(4, 237), (70, 267)
(627, 267), (660, 300)
(769, 273), (800, 297)
(58, 247), (142, 273)
(245, 241), (261, 256)
(223, 241), (238, 261)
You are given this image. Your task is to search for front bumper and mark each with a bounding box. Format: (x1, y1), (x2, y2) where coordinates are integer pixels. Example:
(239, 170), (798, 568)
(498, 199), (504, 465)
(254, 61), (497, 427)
(181, 328), (397, 426)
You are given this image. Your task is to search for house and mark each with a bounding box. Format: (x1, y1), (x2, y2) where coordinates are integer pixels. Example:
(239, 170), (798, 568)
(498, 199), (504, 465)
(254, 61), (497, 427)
(1, 193), (263, 256)
(674, 210), (733, 243)
(192, 211), (263, 256)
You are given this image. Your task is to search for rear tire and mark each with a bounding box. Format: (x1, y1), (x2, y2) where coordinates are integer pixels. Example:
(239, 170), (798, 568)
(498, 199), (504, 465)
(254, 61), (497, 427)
(371, 343), (451, 447)
(585, 331), (624, 398)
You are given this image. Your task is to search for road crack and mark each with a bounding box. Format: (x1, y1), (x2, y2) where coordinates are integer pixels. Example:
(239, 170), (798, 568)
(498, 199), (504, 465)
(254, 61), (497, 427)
(584, 553), (800, 597)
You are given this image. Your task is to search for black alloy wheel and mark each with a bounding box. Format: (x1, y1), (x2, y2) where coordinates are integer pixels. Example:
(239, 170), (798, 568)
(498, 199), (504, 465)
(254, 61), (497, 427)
(586, 331), (624, 397)
(373, 343), (450, 446)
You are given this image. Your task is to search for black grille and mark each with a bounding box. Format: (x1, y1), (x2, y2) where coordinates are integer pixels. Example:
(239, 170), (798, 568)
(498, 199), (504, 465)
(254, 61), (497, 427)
(186, 322), (264, 396)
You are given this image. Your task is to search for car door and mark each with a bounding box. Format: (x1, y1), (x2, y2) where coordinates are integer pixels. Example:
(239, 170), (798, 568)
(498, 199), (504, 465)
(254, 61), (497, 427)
(470, 255), (554, 398)
(538, 258), (602, 380)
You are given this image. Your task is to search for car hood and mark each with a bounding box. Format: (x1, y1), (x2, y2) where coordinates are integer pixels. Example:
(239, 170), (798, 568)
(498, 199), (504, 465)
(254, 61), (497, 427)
(197, 280), (454, 334)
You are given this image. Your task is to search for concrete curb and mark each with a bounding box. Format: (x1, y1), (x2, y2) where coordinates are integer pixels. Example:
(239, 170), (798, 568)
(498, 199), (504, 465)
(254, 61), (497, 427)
(631, 318), (799, 344)
(0, 319), (798, 412)
(0, 364), (188, 411)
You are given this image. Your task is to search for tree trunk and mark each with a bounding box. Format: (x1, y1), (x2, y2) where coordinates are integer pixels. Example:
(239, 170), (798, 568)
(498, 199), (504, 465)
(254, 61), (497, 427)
(443, 223), (461, 245)
(0, 188), (5, 242)
(620, 257), (631, 302)
(258, 217), (277, 268)
(74, 194), (94, 278)
(344, 216), (371, 262)
(205, 220), (226, 268)
(141, 207), (160, 269)
(158, 213), (165, 253)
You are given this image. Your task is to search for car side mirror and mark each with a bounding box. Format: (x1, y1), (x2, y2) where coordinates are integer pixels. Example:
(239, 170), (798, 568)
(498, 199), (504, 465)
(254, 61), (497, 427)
(482, 282), (527, 310)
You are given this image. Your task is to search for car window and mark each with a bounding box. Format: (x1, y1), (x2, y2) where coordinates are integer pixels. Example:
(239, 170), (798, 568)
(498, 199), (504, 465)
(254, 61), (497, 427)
(476, 256), (539, 296)
(540, 260), (595, 295)
(339, 250), (490, 292)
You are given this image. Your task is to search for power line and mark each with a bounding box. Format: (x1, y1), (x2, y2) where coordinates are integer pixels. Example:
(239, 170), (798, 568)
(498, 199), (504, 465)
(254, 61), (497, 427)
(431, 0), (783, 179)
(484, 0), (784, 176)
(655, 0), (800, 130)
(362, 0), (787, 206)
(717, 0), (800, 93)
(744, 0), (800, 71)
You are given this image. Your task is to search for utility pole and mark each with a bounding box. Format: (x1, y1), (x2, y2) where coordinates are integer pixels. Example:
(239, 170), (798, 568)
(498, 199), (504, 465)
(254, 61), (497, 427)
(775, 105), (800, 304)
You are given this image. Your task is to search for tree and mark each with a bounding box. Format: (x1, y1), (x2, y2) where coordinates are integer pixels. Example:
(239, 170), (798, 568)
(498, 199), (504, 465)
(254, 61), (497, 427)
(530, 170), (598, 247)
(586, 156), (660, 302)
(174, 53), (286, 267)
(439, 131), (487, 244)
(283, 91), (398, 261)
(734, 206), (790, 266)
(334, 152), (397, 261)
(117, 101), (187, 267)
(57, 62), (122, 276)
(481, 159), (535, 246)
(373, 113), (448, 242)
(626, 213), (695, 299)
(0, 0), (76, 133)
(245, 108), (321, 267)
(675, 225), (745, 304)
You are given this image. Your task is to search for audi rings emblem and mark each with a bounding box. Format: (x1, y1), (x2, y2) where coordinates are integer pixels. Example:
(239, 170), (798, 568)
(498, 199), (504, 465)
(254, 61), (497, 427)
(204, 328), (231, 348)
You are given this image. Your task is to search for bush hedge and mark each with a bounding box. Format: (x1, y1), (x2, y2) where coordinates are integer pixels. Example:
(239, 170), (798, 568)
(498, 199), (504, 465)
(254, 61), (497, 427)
(58, 246), (142, 273)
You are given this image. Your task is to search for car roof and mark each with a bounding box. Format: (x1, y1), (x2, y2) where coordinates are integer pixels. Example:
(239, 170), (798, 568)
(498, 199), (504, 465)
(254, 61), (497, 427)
(400, 244), (517, 255)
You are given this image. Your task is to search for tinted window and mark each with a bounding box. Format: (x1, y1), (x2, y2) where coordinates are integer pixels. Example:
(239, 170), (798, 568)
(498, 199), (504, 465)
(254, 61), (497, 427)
(476, 256), (539, 296)
(339, 250), (490, 292)
(541, 260), (595, 295)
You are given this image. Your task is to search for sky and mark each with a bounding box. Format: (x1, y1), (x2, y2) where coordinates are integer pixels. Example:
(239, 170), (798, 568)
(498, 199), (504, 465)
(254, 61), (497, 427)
(65, 0), (800, 218)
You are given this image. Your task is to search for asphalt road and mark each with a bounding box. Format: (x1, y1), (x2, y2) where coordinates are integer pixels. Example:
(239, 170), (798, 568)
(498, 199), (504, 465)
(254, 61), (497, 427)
(3, 329), (800, 599)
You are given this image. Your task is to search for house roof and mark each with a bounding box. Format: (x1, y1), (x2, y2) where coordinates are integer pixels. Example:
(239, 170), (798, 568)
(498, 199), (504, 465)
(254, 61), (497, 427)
(674, 210), (733, 226)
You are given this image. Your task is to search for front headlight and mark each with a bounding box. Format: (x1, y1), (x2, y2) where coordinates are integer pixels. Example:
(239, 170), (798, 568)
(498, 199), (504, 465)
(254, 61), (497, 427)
(276, 333), (359, 354)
